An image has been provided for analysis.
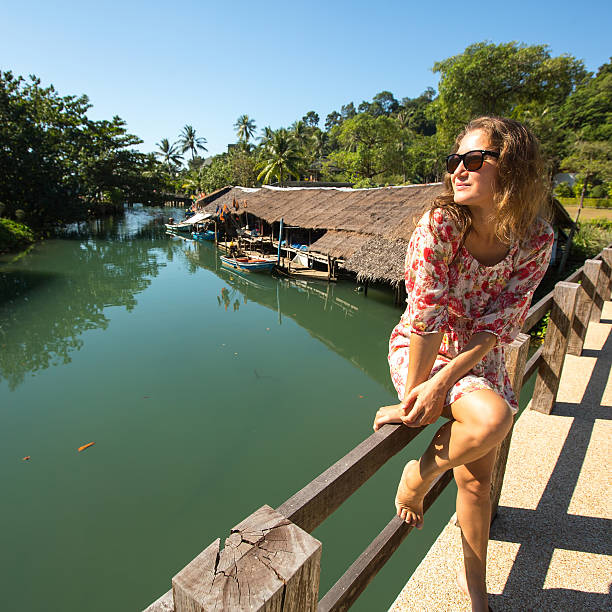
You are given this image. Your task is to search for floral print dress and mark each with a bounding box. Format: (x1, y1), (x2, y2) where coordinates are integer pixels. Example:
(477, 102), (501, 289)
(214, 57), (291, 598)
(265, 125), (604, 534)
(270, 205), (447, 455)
(388, 208), (554, 413)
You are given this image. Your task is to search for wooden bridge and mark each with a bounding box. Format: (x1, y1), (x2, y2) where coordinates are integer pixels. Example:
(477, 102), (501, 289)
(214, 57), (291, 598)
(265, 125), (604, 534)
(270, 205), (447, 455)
(144, 246), (612, 612)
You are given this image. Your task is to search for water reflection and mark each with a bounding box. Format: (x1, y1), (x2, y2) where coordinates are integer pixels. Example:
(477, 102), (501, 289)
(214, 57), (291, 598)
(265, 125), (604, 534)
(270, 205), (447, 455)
(0, 209), (183, 390)
(184, 240), (396, 390)
(0, 208), (397, 393)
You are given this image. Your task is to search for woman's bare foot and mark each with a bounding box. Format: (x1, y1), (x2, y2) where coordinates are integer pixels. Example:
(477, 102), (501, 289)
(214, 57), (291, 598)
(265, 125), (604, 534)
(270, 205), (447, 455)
(395, 460), (430, 528)
(373, 403), (404, 431)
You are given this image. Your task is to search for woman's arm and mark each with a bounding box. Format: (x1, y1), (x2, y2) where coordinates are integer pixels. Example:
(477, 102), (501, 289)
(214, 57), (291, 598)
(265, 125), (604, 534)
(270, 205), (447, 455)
(402, 331), (497, 426)
(401, 331), (444, 402)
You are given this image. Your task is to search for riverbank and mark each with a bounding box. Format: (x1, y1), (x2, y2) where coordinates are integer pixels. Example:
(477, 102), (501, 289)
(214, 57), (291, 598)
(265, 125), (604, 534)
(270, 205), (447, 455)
(0, 218), (35, 254)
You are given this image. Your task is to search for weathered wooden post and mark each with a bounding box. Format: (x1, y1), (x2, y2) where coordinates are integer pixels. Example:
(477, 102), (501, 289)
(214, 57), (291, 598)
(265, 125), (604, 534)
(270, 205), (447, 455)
(602, 248), (612, 302)
(531, 282), (579, 414)
(167, 505), (321, 612)
(490, 333), (530, 520)
(567, 260), (602, 356)
(590, 253), (609, 323)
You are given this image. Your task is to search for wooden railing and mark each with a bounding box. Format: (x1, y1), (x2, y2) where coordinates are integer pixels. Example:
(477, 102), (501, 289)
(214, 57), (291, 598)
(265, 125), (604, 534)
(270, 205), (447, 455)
(144, 246), (612, 612)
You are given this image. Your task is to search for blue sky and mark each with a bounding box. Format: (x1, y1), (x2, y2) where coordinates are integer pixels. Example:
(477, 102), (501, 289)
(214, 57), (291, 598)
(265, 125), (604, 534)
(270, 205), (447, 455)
(2, 0), (610, 157)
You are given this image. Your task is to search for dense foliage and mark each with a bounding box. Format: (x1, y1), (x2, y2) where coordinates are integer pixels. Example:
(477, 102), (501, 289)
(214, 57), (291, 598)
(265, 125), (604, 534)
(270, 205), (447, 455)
(0, 218), (35, 252)
(0, 71), (169, 226)
(181, 44), (609, 197)
(1, 42), (610, 230)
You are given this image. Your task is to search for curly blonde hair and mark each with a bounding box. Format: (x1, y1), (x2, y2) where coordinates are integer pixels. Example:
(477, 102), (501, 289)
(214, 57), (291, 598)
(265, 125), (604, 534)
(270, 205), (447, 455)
(430, 116), (550, 245)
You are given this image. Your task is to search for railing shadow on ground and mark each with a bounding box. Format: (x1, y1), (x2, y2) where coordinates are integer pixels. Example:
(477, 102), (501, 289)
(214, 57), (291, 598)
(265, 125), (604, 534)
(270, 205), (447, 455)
(490, 328), (612, 611)
(144, 246), (612, 612)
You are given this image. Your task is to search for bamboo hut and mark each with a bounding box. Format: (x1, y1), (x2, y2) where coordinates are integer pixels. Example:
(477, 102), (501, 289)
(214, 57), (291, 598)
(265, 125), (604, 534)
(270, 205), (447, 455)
(197, 184), (574, 291)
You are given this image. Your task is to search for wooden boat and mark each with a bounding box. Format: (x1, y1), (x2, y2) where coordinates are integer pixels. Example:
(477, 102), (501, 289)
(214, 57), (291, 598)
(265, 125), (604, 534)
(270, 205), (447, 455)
(219, 255), (276, 273)
(165, 212), (213, 233)
(165, 223), (192, 233)
(192, 229), (215, 241)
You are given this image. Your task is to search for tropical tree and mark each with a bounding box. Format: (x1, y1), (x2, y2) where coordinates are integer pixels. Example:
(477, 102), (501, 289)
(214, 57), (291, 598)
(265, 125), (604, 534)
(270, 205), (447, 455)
(182, 165), (208, 195)
(311, 129), (328, 160)
(431, 41), (588, 145)
(257, 129), (302, 186)
(234, 114), (257, 144)
(328, 114), (401, 182)
(259, 126), (274, 148)
(0, 70), (162, 223)
(155, 138), (183, 174)
(291, 120), (310, 150)
(559, 59), (611, 143)
(228, 149), (259, 187)
(396, 110), (411, 182)
(325, 111), (342, 130)
(178, 125), (208, 159)
(371, 91), (399, 116)
(341, 102), (357, 120)
(302, 111), (319, 128)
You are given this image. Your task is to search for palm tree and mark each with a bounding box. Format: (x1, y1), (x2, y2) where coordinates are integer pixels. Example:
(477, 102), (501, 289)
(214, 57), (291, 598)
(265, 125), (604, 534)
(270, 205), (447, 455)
(234, 115), (257, 144)
(155, 138), (183, 174)
(257, 129), (302, 186)
(291, 120), (309, 151)
(396, 110), (411, 182)
(311, 129), (328, 160)
(178, 125), (208, 159)
(182, 165), (207, 195)
(259, 126), (274, 148)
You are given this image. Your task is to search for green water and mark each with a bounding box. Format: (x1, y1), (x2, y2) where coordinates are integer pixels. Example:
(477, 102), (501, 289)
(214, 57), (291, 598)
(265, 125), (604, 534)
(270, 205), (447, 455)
(0, 208), (534, 611)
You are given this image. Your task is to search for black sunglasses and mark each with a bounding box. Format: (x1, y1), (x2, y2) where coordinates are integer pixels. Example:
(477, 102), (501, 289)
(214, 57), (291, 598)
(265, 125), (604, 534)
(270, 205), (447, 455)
(446, 150), (500, 173)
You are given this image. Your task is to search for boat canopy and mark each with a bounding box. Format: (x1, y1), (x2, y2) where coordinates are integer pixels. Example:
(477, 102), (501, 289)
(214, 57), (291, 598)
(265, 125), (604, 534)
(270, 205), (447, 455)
(174, 212), (213, 227)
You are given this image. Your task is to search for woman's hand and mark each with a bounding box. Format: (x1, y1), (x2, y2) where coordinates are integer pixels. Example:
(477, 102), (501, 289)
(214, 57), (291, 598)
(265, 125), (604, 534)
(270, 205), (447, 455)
(401, 378), (446, 427)
(373, 404), (405, 431)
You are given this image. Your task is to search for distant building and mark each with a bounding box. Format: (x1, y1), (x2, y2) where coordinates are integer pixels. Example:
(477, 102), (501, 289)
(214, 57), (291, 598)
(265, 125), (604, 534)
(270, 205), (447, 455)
(553, 172), (577, 187)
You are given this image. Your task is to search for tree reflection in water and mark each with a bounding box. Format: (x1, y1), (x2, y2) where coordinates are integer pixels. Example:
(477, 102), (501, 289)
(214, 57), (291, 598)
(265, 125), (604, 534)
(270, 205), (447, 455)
(0, 209), (180, 390)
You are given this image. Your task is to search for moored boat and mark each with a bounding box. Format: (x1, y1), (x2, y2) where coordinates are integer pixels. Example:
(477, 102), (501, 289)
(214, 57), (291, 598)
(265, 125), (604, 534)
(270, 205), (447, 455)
(219, 255), (276, 273)
(165, 222), (192, 233)
(165, 212), (213, 233)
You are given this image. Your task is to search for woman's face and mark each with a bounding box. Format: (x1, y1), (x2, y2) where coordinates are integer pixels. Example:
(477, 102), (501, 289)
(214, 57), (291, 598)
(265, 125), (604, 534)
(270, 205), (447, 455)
(451, 129), (499, 211)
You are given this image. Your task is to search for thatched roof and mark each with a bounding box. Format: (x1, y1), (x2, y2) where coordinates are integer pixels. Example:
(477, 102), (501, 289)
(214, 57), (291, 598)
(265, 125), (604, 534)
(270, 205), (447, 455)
(199, 185), (572, 285)
(309, 231), (370, 259)
(200, 184), (439, 235)
(346, 237), (411, 287)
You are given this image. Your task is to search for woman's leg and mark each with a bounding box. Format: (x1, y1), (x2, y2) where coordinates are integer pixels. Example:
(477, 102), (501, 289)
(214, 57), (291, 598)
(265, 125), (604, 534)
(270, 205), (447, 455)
(454, 448), (497, 612)
(395, 389), (512, 527)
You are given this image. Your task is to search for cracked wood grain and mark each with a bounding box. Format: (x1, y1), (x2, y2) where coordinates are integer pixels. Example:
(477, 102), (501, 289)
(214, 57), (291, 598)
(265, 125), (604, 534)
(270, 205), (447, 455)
(171, 505), (321, 611)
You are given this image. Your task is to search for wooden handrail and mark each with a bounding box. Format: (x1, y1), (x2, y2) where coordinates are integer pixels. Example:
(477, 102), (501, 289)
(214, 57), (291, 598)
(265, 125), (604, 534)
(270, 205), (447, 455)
(522, 292), (554, 333)
(317, 471), (454, 612)
(523, 345), (543, 382)
(144, 242), (612, 612)
(276, 423), (426, 533)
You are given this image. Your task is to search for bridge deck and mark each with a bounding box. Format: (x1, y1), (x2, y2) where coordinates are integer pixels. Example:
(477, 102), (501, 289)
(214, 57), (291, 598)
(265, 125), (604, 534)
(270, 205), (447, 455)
(389, 301), (612, 612)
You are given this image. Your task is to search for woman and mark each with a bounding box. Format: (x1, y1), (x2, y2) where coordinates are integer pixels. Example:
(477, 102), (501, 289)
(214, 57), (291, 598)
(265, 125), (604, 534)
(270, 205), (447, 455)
(373, 117), (554, 612)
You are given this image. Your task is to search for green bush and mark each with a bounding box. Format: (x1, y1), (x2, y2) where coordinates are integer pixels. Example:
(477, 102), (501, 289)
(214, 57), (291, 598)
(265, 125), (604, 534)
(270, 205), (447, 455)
(554, 182), (574, 198)
(530, 312), (550, 346)
(590, 184), (608, 199)
(0, 218), (35, 252)
(571, 219), (612, 259)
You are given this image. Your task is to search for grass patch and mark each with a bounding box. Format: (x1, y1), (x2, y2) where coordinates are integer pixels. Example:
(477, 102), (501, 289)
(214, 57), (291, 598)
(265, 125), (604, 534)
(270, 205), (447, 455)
(558, 197), (611, 209)
(0, 218), (35, 253)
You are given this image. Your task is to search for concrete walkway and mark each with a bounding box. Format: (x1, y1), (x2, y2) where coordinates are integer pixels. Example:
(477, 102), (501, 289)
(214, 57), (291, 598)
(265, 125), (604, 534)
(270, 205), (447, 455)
(389, 301), (612, 612)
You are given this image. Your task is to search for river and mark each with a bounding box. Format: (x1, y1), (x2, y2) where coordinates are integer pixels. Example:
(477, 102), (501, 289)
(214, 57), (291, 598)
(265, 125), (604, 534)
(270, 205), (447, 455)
(0, 207), (535, 611)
